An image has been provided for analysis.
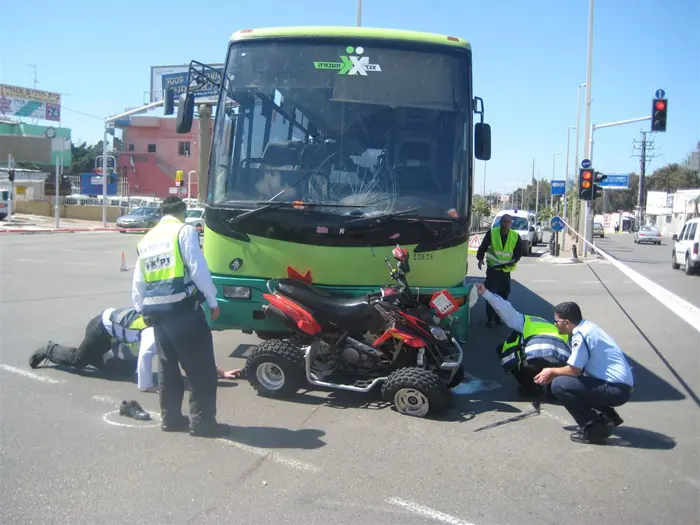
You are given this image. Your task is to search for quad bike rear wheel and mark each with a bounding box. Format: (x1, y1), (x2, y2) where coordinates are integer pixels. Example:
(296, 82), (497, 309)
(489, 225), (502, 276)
(244, 339), (306, 398)
(382, 367), (449, 418)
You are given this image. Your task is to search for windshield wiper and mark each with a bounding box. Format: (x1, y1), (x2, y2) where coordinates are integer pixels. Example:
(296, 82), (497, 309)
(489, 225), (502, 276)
(228, 201), (368, 225)
(347, 207), (443, 238)
(346, 207), (422, 224)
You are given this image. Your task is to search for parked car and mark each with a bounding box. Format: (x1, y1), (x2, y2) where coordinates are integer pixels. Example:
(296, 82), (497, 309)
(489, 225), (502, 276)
(185, 207), (205, 234)
(116, 207), (162, 232)
(593, 221), (605, 238)
(634, 225), (662, 245)
(672, 217), (699, 275)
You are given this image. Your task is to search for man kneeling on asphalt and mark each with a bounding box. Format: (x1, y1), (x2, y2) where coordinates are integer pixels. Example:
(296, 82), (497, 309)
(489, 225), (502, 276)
(475, 283), (571, 398)
(534, 301), (634, 444)
(29, 306), (242, 396)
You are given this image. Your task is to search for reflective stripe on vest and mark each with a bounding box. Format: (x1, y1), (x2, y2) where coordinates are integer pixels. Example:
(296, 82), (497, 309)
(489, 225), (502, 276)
(108, 307), (147, 360)
(136, 217), (195, 316)
(521, 315), (571, 363)
(486, 227), (519, 273)
(498, 330), (523, 374)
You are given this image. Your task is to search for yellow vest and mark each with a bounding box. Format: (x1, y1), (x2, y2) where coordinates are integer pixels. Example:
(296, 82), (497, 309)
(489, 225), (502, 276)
(486, 227), (519, 273)
(498, 315), (571, 374)
(136, 216), (195, 316)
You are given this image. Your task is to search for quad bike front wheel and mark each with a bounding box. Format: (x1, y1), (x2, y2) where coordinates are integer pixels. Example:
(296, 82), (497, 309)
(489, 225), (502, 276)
(382, 367), (449, 418)
(244, 339), (306, 398)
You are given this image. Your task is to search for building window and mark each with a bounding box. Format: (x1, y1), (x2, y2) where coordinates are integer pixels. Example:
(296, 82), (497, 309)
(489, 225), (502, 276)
(147, 144), (156, 153)
(128, 144), (135, 151)
(178, 141), (191, 156)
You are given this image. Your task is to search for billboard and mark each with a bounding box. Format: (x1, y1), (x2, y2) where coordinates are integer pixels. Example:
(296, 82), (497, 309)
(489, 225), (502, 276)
(0, 84), (61, 122)
(80, 173), (118, 196)
(150, 64), (224, 103)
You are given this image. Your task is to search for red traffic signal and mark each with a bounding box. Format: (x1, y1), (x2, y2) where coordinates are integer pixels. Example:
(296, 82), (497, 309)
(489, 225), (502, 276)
(651, 97), (668, 132)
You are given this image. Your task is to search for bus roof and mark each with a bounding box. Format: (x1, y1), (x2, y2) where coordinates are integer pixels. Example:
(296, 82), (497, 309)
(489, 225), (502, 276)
(230, 26), (471, 51)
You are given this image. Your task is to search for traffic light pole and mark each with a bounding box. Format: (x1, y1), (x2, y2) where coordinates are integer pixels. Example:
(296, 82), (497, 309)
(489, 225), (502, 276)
(583, 115), (651, 248)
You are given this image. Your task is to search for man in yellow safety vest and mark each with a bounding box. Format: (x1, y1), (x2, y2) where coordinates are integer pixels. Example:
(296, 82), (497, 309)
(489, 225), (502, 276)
(475, 283), (571, 398)
(476, 214), (523, 327)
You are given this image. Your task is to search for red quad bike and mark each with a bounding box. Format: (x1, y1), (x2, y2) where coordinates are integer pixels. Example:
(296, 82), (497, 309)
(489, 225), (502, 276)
(242, 245), (466, 418)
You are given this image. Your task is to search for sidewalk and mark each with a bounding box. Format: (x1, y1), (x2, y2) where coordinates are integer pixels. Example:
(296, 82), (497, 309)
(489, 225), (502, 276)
(539, 231), (603, 265)
(0, 213), (118, 233)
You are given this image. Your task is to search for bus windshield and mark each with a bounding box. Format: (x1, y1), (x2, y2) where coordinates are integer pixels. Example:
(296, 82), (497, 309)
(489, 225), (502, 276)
(209, 40), (471, 220)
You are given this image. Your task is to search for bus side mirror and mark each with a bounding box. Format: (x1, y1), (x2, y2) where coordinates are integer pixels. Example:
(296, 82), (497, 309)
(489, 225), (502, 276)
(176, 94), (195, 134)
(475, 122), (491, 161)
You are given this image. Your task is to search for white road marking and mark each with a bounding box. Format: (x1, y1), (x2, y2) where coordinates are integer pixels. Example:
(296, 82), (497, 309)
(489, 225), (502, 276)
(0, 364), (64, 384)
(102, 409), (161, 428)
(452, 373), (501, 395)
(216, 438), (322, 473)
(386, 497), (475, 525)
(12, 258), (44, 263)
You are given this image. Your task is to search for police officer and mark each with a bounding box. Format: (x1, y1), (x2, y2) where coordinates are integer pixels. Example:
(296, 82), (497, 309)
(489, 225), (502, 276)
(474, 283), (571, 398)
(132, 196), (228, 438)
(534, 301), (634, 444)
(476, 214), (523, 327)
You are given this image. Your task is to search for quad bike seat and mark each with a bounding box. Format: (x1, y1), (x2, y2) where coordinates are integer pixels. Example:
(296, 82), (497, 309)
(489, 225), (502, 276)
(276, 278), (375, 330)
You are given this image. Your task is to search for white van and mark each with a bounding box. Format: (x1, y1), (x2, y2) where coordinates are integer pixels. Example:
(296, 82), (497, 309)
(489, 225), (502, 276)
(672, 217), (699, 275)
(491, 209), (537, 256)
(0, 190), (8, 220)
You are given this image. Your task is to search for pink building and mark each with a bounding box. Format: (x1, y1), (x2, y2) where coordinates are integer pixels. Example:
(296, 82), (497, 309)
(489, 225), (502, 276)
(118, 116), (208, 199)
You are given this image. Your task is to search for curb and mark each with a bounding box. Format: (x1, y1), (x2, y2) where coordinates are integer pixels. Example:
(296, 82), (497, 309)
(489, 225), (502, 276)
(0, 227), (143, 234)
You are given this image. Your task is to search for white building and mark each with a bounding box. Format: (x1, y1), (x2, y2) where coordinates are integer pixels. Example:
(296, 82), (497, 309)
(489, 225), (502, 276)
(646, 188), (700, 236)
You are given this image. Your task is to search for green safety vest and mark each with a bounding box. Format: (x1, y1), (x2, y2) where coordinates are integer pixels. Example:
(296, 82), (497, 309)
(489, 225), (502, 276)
(108, 307), (148, 360)
(136, 216), (196, 316)
(486, 227), (519, 273)
(498, 315), (571, 374)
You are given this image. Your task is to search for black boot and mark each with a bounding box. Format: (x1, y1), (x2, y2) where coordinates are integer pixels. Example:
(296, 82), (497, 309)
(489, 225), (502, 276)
(29, 341), (57, 369)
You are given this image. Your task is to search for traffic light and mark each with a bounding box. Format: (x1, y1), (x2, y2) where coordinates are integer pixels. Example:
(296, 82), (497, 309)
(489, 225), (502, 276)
(8, 168), (15, 182)
(592, 171), (607, 199)
(651, 98), (667, 132)
(578, 168), (594, 200)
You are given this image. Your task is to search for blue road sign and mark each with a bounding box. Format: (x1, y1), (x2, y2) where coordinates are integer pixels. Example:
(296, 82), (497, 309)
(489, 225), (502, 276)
(655, 89), (665, 99)
(581, 159), (592, 169)
(551, 180), (566, 196)
(598, 174), (630, 190)
(551, 216), (565, 232)
(80, 173), (118, 196)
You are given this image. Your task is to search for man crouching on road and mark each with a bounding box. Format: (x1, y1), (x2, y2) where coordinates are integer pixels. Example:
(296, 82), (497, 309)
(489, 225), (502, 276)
(475, 283), (571, 399)
(534, 302), (634, 444)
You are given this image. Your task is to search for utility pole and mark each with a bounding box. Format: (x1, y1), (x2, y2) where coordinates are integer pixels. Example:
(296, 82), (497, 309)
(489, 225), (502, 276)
(579, 0), (595, 256)
(632, 130), (658, 227)
(356, 0), (362, 26)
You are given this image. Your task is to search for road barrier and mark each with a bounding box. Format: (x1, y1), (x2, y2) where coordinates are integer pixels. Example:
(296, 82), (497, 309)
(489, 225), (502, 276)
(561, 217), (700, 335)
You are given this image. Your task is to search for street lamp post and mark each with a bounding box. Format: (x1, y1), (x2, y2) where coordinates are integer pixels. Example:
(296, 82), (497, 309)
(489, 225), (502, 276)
(551, 152), (560, 209)
(579, 0), (595, 257)
(561, 125), (576, 251)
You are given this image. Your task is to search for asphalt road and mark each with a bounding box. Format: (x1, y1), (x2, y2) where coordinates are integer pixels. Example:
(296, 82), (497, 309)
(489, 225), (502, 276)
(592, 231), (700, 308)
(1, 232), (698, 525)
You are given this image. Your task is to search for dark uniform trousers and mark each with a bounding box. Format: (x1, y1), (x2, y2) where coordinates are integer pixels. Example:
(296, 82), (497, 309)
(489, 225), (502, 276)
(151, 306), (218, 429)
(484, 267), (512, 323)
(46, 315), (136, 375)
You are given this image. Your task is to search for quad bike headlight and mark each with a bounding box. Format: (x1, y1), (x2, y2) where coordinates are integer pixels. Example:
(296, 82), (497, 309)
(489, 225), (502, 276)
(430, 326), (448, 341)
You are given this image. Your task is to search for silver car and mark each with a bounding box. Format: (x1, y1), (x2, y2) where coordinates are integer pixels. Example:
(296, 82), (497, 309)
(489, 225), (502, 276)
(593, 222), (604, 238)
(634, 225), (662, 245)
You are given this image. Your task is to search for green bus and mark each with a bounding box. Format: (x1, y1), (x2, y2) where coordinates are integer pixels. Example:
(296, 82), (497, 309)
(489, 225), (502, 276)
(172, 26), (491, 342)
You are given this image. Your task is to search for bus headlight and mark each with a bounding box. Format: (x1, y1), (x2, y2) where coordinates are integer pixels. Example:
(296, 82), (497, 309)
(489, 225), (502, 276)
(223, 286), (251, 299)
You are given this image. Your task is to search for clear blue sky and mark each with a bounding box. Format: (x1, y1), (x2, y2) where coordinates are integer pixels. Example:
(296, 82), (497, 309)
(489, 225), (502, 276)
(2, 0), (698, 194)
